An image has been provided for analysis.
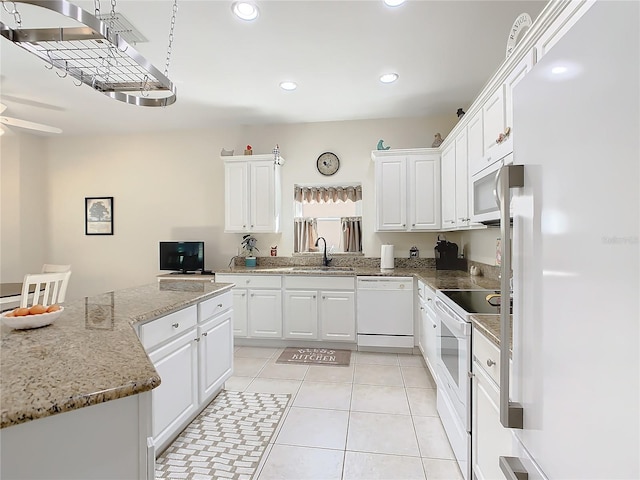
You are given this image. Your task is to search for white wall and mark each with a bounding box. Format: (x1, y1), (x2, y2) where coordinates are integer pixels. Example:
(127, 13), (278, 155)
(3, 115), (497, 300)
(460, 228), (502, 266)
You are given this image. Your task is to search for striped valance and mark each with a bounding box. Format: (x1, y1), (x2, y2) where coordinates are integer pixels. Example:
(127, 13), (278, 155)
(294, 185), (362, 203)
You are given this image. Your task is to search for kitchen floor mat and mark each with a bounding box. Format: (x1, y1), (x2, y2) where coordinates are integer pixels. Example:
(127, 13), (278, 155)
(276, 347), (351, 366)
(155, 390), (290, 480)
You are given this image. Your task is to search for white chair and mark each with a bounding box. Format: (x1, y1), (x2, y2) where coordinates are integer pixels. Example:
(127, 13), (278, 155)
(41, 264), (71, 303)
(41, 264), (71, 273)
(20, 272), (71, 308)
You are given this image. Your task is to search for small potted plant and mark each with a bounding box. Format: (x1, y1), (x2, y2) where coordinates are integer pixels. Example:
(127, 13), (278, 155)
(241, 234), (259, 267)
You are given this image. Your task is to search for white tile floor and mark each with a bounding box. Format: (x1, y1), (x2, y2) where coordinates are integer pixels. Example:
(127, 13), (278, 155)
(224, 346), (463, 480)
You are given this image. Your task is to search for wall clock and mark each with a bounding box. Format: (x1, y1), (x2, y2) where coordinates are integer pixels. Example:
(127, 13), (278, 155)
(317, 151), (340, 176)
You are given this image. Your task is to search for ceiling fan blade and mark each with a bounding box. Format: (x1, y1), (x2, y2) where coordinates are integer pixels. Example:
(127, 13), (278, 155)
(0, 116), (62, 134)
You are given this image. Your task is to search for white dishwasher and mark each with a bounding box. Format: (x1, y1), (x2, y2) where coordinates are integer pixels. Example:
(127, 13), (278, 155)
(356, 276), (414, 349)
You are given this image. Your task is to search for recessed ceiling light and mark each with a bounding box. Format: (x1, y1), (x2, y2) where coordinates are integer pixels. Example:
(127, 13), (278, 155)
(551, 66), (568, 75)
(279, 81), (297, 91)
(379, 73), (399, 84)
(231, 1), (259, 21)
(384, 0), (406, 7)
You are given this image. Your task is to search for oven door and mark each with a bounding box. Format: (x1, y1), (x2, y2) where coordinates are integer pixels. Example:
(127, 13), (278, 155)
(435, 296), (471, 429)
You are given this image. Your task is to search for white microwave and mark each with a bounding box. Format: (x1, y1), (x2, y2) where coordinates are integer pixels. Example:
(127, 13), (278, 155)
(471, 153), (513, 225)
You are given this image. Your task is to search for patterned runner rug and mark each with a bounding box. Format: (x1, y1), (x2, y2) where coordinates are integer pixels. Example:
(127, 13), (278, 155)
(276, 347), (351, 366)
(156, 390), (290, 480)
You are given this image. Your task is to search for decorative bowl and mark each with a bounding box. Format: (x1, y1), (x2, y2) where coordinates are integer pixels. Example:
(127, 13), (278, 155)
(1, 307), (64, 330)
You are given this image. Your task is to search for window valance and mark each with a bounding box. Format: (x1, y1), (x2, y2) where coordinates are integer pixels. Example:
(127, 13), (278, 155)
(294, 185), (362, 203)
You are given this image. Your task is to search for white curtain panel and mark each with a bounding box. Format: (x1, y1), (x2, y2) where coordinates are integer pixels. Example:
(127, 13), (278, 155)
(341, 217), (362, 253)
(293, 218), (318, 253)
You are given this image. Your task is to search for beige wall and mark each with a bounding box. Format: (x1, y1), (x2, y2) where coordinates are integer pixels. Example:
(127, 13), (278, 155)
(0, 134), (48, 282)
(2, 114), (499, 301)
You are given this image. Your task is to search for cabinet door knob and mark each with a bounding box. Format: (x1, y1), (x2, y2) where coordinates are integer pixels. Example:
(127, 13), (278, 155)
(202, 332), (208, 337)
(322, 296), (326, 300)
(217, 303), (223, 308)
(241, 293), (246, 297)
(172, 323), (179, 328)
(194, 337), (200, 342)
(433, 323), (437, 328)
(251, 293), (255, 297)
(487, 358), (496, 367)
(312, 295), (316, 299)
(412, 223), (415, 227)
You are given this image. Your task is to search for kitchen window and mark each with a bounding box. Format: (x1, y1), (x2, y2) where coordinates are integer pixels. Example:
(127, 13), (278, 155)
(293, 185), (362, 254)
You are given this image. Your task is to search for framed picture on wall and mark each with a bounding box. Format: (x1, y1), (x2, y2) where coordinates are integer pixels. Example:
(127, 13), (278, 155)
(85, 197), (114, 235)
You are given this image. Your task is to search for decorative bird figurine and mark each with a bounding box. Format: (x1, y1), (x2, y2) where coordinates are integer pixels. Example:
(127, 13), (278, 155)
(432, 133), (443, 147)
(457, 108), (466, 118)
(377, 139), (391, 150)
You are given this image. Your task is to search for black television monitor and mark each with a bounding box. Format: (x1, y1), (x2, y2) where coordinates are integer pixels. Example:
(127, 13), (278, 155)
(159, 241), (205, 274)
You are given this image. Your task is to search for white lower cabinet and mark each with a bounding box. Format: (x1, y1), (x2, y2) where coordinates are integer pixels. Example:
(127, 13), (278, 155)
(249, 289), (283, 338)
(284, 276), (356, 342)
(284, 290), (318, 339)
(320, 290), (355, 341)
(198, 306), (233, 404)
(139, 291), (234, 455)
(148, 327), (199, 452)
(216, 274), (282, 339)
(472, 329), (513, 480)
(418, 281), (438, 377)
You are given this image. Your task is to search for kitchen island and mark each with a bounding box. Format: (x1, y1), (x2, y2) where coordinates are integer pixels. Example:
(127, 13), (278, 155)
(0, 280), (233, 480)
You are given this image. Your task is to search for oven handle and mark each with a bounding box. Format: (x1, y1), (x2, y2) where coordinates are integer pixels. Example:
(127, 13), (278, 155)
(498, 164), (524, 429)
(434, 298), (469, 337)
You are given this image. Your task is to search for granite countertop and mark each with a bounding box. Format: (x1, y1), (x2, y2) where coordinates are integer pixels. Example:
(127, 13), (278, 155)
(471, 314), (513, 351)
(0, 281), (233, 429)
(215, 266), (500, 291)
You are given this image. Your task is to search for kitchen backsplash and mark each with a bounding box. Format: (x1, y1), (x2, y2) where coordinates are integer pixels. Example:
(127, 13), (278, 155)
(232, 255), (506, 277)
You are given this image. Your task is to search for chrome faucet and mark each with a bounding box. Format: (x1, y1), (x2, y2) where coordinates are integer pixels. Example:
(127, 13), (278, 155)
(315, 237), (331, 267)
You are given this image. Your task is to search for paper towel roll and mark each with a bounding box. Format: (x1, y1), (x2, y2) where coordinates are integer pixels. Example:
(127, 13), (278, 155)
(381, 244), (394, 270)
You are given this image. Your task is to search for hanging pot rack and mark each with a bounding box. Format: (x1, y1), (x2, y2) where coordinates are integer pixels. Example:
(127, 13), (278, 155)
(0, 0), (177, 107)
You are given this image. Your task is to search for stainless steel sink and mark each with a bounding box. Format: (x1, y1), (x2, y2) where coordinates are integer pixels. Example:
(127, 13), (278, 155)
(290, 266), (355, 272)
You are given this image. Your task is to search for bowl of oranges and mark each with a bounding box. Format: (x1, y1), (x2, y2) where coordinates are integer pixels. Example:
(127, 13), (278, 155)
(1, 304), (64, 330)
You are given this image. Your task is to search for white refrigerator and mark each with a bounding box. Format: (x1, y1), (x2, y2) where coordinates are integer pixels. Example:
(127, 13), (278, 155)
(502, 1), (640, 478)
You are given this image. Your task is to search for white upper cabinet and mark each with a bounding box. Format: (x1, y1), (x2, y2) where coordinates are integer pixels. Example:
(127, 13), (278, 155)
(440, 142), (457, 229)
(373, 149), (441, 232)
(223, 154), (281, 233)
(375, 155), (407, 231)
(482, 85), (507, 163)
(467, 110), (485, 177)
(504, 49), (535, 131)
(454, 130), (471, 228)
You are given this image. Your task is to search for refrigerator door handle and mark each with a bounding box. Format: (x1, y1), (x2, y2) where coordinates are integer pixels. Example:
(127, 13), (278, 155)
(499, 456), (529, 480)
(499, 164), (524, 429)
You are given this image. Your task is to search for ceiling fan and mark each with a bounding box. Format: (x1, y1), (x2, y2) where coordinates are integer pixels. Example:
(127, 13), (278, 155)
(0, 103), (62, 134)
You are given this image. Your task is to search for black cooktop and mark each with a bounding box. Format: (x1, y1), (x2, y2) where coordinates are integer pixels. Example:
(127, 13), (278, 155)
(440, 289), (511, 315)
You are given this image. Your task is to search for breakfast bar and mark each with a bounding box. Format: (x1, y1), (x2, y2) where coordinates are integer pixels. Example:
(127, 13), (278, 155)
(0, 280), (233, 480)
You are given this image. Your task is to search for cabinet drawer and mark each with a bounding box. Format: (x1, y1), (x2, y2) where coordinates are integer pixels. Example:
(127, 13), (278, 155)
(140, 305), (197, 351)
(473, 329), (501, 387)
(216, 274), (282, 289)
(198, 292), (233, 320)
(284, 276), (354, 290)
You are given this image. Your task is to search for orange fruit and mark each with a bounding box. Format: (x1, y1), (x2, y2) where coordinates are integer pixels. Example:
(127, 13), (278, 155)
(14, 308), (30, 317)
(46, 304), (61, 313)
(29, 304), (47, 315)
